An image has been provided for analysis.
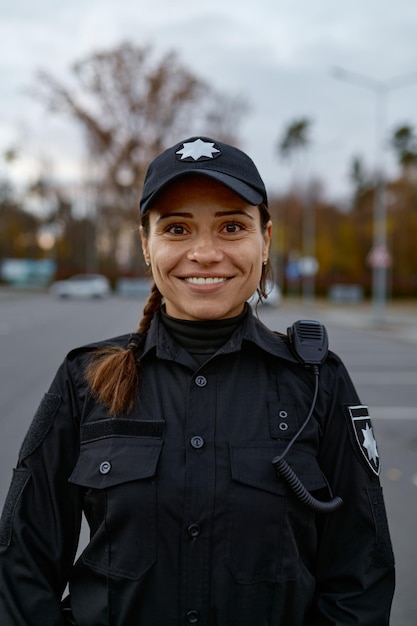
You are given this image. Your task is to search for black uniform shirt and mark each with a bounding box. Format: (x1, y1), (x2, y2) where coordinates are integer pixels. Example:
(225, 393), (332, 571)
(0, 307), (395, 626)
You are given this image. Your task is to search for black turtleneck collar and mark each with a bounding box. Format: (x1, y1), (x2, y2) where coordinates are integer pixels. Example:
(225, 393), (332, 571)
(160, 306), (248, 365)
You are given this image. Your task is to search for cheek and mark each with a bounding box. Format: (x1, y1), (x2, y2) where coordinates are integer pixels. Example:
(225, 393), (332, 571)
(243, 239), (265, 266)
(148, 242), (179, 278)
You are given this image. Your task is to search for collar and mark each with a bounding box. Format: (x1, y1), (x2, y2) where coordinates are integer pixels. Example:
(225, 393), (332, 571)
(141, 305), (299, 365)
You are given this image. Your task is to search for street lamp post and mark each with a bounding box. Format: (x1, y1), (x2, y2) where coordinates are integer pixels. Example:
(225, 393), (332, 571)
(332, 67), (417, 324)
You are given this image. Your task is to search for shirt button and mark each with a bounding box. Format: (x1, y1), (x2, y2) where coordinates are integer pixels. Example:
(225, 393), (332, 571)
(194, 375), (207, 387)
(190, 436), (205, 449)
(99, 461), (112, 475)
(187, 524), (201, 538)
(186, 609), (200, 624)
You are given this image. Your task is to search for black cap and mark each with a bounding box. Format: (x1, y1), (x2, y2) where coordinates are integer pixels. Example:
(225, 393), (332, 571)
(140, 136), (268, 214)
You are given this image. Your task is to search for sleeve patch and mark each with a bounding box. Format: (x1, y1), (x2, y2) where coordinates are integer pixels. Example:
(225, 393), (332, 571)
(0, 468), (31, 546)
(368, 487), (395, 567)
(347, 405), (380, 476)
(19, 393), (62, 461)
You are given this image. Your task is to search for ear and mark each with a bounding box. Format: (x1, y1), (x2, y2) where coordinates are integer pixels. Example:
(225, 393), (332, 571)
(262, 220), (272, 259)
(139, 226), (150, 265)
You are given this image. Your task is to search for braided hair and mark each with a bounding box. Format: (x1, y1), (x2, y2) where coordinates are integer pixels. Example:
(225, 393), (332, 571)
(85, 203), (272, 415)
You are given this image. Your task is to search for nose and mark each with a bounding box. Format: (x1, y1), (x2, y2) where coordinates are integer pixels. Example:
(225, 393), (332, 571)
(187, 233), (223, 264)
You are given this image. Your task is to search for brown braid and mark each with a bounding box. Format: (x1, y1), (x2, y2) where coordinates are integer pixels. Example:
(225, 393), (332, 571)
(137, 281), (163, 335)
(85, 280), (163, 415)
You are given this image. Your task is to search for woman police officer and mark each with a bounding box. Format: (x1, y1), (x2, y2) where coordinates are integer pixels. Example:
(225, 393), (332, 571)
(0, 137), (394, 625)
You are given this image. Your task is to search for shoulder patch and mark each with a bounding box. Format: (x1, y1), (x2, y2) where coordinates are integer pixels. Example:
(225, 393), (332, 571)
(19, 393), (62, 461)
(347, 405), (380, 476)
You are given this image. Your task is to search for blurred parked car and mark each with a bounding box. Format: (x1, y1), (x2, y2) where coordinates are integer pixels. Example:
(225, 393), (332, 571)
(116, 278), (152, 298)
(50, 274), (111, 299)
(248, 281), (282, 308)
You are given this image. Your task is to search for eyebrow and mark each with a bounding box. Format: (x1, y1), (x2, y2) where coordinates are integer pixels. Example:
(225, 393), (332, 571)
(216, 210), (255, 220)
(156, 210), (255, 222)
(156, 212), (192, 222)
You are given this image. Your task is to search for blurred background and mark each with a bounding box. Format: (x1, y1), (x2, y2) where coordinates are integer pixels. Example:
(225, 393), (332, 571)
(1, 1), (417, 623)
(1, 0), (417, 310)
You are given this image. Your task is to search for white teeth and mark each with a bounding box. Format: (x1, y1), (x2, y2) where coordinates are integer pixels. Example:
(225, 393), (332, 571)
(185, 277), (226, 285)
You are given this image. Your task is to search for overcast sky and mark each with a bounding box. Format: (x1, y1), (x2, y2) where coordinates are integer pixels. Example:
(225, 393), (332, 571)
(2, 0), (417, 204)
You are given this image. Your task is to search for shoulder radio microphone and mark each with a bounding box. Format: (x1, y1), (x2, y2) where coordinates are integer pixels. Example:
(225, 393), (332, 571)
(272, 320), (343, 514)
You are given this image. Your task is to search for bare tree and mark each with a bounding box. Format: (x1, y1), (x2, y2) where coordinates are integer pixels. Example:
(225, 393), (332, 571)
(32, 42), (247, 272)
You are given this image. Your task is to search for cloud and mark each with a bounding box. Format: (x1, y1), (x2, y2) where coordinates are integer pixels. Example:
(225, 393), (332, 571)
(1, 0), (417, 201)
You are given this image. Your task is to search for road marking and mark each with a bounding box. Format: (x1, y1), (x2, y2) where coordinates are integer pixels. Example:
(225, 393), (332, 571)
(351, 372), (417, 385)
(371, 406), (417, 420)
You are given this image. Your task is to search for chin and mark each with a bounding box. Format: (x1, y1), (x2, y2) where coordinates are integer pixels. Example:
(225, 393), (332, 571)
(187, 305), (244, 321)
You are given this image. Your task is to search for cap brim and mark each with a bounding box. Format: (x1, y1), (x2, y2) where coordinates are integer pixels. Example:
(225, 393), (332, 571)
(140, 170), (264, 214)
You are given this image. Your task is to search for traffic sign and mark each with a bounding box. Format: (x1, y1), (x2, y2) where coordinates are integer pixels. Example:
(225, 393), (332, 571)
(298, 256), (319, 276)
(367, 245), (392, 269)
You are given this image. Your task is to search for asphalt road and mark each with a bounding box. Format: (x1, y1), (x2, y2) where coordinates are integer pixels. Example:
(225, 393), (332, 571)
(0, 290), (416, 624)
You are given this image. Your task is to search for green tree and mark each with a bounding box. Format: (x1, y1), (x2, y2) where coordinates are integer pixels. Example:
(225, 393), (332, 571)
(277, 118), (314, 297)
(390, 125), (417, 172)
(278, 118), (312, 164)
(388, 124), (417, 295)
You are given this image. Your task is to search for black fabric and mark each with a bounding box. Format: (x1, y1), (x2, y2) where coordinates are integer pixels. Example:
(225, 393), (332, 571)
(161, 307), (245, 365)
(81, 419), (165, 443)
(19, 392), (62, 461)
(140, 136), (268, 214)
(0, 309), (395, 626)
(368, 487), (396, 567)
(0, 468), (31, 546)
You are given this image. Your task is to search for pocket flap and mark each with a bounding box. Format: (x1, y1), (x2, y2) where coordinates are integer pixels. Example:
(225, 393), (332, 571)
(230, 442), (327, 495)
(69, 437), (163, 489)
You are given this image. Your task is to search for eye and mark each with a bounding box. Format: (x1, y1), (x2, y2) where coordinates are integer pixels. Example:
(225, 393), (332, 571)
(166, 224), (187, 235)
(223, 222), (245, 234)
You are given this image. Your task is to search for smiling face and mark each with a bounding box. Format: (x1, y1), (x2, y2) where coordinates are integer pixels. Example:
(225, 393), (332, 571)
(140, 175), (272, 321)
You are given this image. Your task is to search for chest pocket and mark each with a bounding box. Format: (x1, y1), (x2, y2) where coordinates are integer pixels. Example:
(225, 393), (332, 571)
(69, 427), (163, 581)
(226, 442), (327, 584)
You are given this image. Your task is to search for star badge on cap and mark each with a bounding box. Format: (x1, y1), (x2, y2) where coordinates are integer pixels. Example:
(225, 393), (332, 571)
(176, 138), (221, 161)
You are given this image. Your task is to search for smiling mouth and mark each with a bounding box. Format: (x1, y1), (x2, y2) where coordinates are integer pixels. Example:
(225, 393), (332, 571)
(183, 277), (228, 285)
